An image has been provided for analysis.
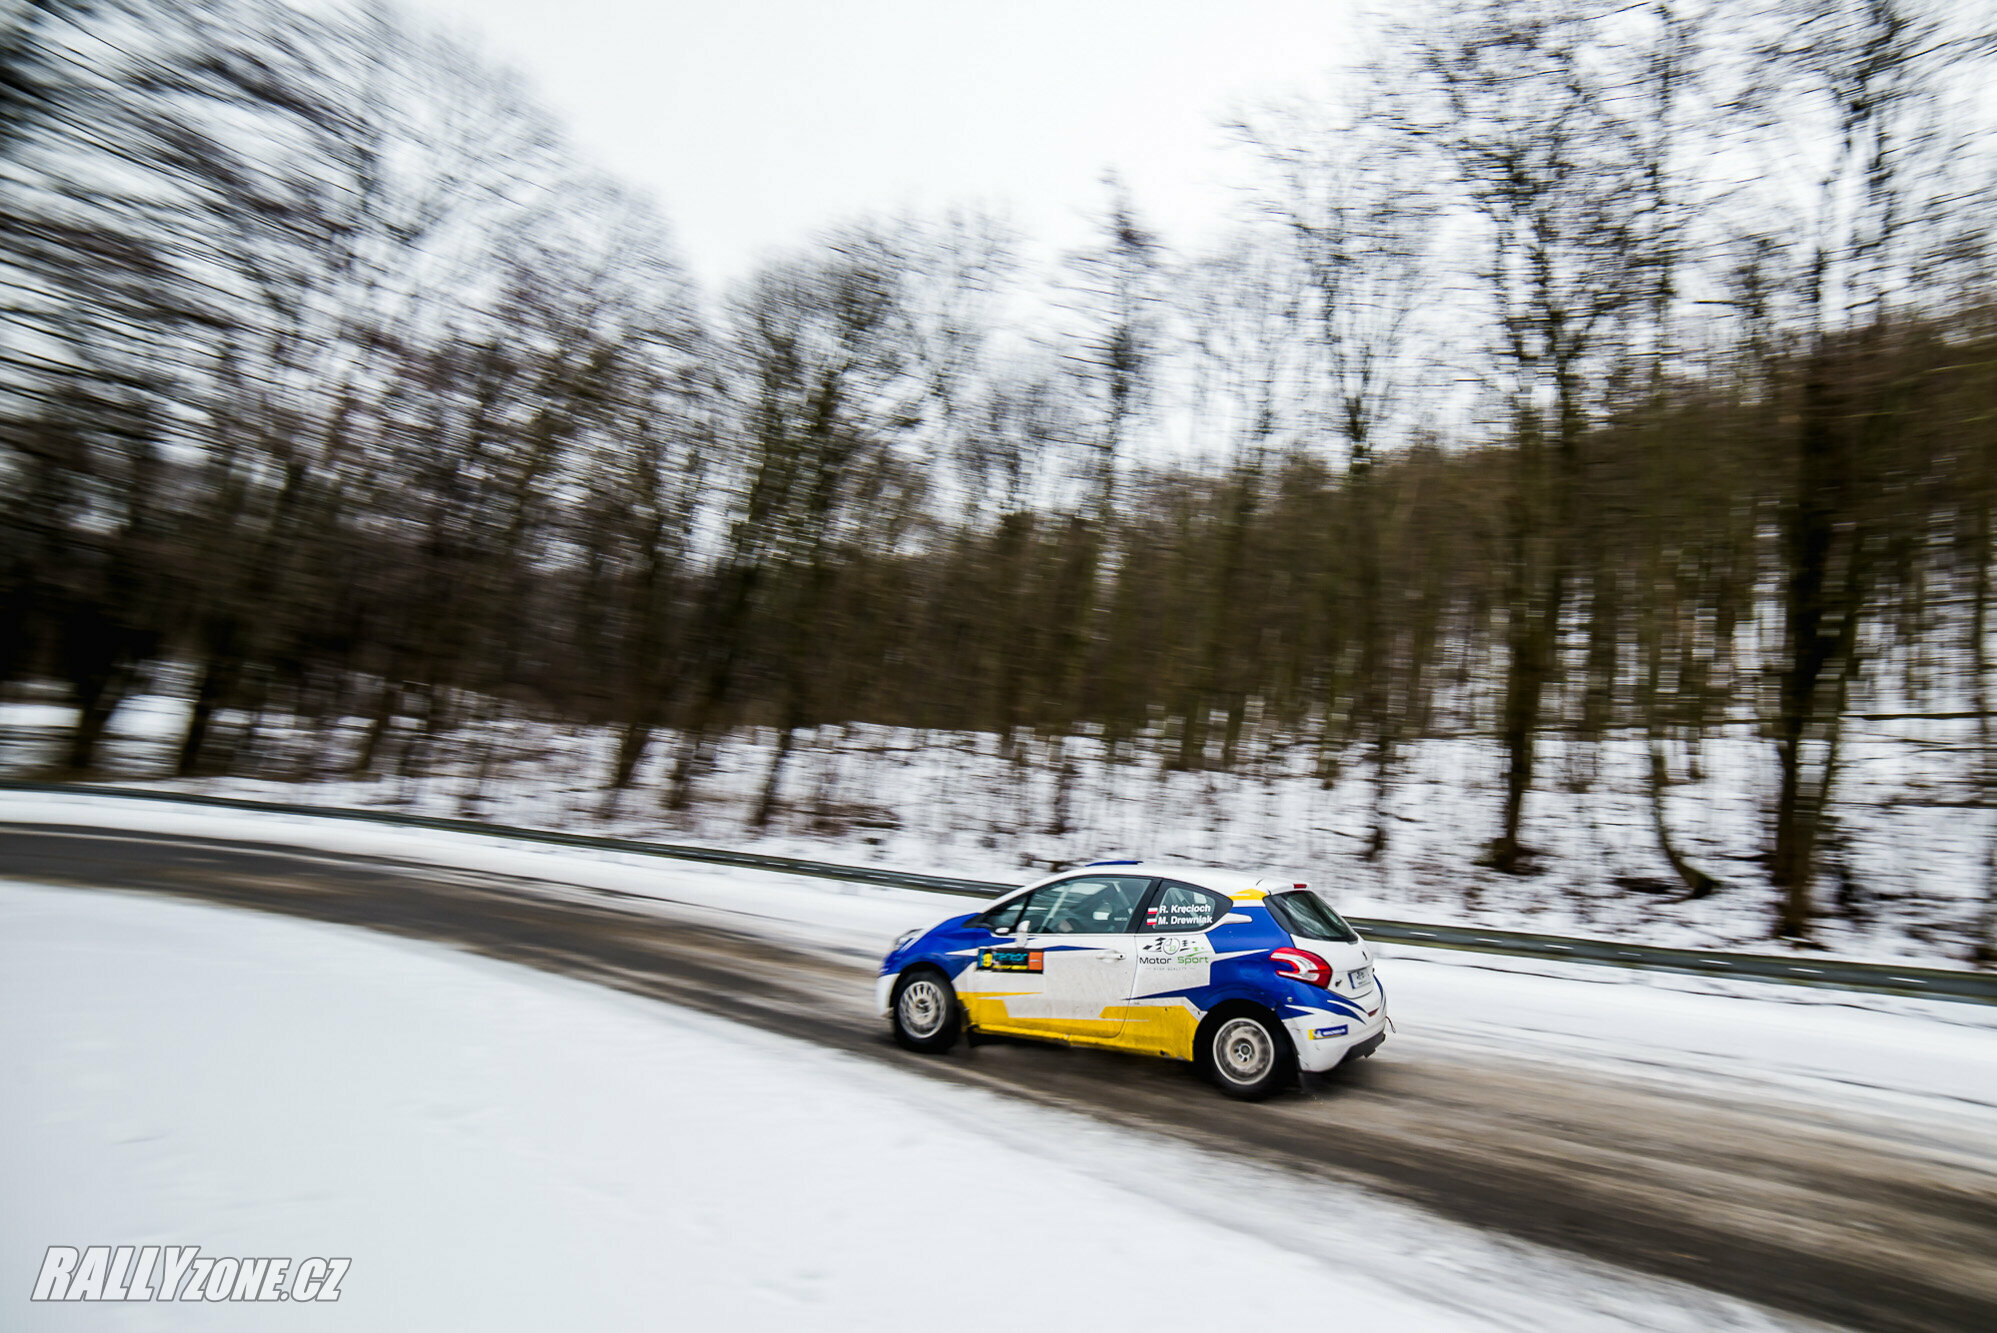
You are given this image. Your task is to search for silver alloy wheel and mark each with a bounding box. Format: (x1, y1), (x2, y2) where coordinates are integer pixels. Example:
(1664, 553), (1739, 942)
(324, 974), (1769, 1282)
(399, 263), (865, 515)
(1213, 1016), (1275, 1084)
(898, 977), (948, 1039)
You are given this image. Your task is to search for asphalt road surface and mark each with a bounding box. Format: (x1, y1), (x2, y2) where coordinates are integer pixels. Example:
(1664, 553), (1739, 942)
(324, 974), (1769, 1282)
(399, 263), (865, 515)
(6, 822), (1995, 1331)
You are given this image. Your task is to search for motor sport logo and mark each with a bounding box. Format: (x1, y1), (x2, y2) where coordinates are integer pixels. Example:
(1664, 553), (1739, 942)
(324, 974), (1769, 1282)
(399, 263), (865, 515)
(30, 1247), (349, 1303)
(1138, 936), (1210, 966)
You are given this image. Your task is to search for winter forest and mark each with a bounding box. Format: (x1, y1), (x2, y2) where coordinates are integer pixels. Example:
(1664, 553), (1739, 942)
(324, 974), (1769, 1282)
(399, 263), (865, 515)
(7, 0), (1997, 960)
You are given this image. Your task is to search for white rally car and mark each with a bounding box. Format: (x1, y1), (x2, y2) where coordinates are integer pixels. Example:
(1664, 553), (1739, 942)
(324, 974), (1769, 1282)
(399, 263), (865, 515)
(876, 861), (1386, 1099)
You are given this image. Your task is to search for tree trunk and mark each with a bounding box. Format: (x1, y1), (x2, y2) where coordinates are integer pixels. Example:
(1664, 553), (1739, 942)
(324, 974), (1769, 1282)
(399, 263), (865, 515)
(65, 663), (134, 775)
(1493, 535), (1567, 871)
(57, 613), (144, 775)
(1581, 567), (1619, 740)
(991, 512), (1033, 764)
(1649, 736), (1719, 898)
(668, 563), (758, 812)
(1974, 472), (1997, 964)
(1047, 734), (1076, 837)
(1490, 406), (1568, 872)
(610, 713), (654, 792)
(752, 723), (796, 830)
(351, 677), (398, 777)
(1349, 458), (1393, 858)
(395, 684), (435, 780)
(462, 701), (506, 814)
(1366, 730), (1394, 862)
(1770, 358), (1846, 937)
(176, 635), (239, 777)
(1493, 604), (1550, 870)
(1175, 468), (1258, 773)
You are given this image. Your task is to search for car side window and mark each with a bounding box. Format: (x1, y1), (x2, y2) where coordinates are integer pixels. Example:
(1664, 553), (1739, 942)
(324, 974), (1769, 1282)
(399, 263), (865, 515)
(1012, 876), (1150, 935)
(973, 896), (1027, 933)
(1140, 881), (1229, 934)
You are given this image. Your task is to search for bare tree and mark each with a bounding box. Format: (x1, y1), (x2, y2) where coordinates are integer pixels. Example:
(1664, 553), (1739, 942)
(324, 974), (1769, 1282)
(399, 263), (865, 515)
(1393, 0), (1655, 871)
(1166, 234), (1310, 772)
(1240, 98), (1434, 851)
(1041, 176), (1164, 832)
(1743, 0), (1986, 935)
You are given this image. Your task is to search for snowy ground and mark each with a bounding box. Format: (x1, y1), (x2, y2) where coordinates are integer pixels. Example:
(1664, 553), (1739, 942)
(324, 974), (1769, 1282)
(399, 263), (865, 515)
(2, 880), (1833, 1332)
(5, 685), (1996, 968)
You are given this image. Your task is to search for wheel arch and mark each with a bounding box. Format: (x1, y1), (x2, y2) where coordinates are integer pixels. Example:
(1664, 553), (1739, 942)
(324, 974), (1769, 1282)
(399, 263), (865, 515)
(1194, 996), (1297, 1070)
(891, 959), (958, 998)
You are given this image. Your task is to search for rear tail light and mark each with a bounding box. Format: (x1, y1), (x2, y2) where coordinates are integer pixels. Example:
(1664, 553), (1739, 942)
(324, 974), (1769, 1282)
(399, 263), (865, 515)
(1269, 947), (1332, 988)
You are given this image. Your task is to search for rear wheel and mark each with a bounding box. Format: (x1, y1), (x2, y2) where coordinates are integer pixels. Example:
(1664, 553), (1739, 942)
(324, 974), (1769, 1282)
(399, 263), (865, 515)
(1202, 1011), (1288, 1100)
(891, 969), (959, 1054)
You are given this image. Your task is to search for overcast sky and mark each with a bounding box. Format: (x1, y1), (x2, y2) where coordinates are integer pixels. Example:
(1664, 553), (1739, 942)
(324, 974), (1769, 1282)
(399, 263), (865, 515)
(401, 0), (1366, 288)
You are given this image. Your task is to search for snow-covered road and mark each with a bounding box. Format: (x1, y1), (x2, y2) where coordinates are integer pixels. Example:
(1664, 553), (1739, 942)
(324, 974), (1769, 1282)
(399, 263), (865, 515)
(4, 791), (1996, 1328)
(4, 881), (1800, 1332)
(4, 788), (1992, 1111)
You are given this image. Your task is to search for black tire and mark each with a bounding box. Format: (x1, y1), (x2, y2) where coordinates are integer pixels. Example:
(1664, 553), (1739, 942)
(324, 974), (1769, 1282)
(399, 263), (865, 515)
(890, 968), (960, 1054)
(1199, 1008), (1290, 1101)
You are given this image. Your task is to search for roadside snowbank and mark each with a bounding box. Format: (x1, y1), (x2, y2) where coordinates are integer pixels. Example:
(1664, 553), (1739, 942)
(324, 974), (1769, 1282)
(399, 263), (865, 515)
(0, 787), (964, 965)
(1, 882), (1804, 1331)
(5, 694), (1992, 965)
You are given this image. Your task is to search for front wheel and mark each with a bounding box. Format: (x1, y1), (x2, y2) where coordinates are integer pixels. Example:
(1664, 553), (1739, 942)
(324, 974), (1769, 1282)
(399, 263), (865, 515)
(890, 969), (960, 1054)
(1202, 1012), (1289, 1100)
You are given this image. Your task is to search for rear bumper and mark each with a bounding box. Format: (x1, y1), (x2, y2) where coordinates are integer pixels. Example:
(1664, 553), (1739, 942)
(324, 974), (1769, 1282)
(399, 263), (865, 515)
(1284, 997), (1387, 1073)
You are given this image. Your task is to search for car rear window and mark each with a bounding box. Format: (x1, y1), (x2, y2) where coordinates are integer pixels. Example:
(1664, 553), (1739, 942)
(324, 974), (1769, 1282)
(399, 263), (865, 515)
(1267, 891), (1359, 943)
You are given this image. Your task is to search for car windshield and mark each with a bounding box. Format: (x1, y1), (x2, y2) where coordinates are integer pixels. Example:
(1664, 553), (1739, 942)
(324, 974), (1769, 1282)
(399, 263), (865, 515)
(1267, 890), (1359, 943)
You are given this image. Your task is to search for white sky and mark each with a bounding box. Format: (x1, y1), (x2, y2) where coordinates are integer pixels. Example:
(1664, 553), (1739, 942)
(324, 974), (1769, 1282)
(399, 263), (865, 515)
(401, 0), (1367, 288)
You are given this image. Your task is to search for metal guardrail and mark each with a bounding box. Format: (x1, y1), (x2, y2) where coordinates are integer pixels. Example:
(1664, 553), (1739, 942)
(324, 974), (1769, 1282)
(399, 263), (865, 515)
(1343, 919), (1997, 1004)
(0, 780), (1006, 895)
(5, 779), (1994, 1005)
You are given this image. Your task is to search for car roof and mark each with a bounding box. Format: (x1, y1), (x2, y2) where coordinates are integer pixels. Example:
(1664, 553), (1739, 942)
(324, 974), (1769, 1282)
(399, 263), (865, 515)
(1064, 860), (1305, 902)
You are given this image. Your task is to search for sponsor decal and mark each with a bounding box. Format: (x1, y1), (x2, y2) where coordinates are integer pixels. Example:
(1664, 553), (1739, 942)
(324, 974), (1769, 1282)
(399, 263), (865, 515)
(30, 1248), (349, 1303)
(1310, 1024), (1350, 1040)
(1139, 936), (1210, 966)
(977, 948), (1044, 973)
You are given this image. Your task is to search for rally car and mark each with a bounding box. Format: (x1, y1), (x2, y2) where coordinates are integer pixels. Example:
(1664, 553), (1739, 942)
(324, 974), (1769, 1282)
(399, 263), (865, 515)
(876, 861), (1385, 1099)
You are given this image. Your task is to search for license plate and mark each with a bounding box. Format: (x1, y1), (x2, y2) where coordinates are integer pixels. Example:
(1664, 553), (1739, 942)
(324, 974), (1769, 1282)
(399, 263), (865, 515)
(1347, 966), (1373, 990)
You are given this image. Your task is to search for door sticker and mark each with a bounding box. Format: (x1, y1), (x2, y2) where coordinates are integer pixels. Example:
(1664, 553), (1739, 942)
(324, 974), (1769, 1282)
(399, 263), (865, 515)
(977, 948), (1044, 973)
(1138, 936), (1211, 966)
(1144, 902), (1218, 930)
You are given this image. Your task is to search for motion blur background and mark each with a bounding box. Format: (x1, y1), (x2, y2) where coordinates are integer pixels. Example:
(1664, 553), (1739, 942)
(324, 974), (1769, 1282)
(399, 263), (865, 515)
(6, 0), (1997, 958)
